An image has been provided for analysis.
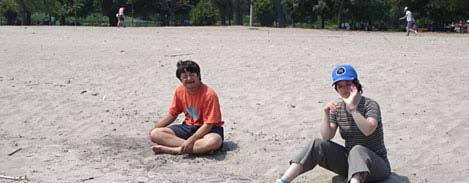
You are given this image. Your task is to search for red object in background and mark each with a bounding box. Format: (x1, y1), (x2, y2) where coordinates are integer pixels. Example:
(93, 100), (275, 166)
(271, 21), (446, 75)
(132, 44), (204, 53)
(415, 28), (428, 32)
(458, 21), (467, 31)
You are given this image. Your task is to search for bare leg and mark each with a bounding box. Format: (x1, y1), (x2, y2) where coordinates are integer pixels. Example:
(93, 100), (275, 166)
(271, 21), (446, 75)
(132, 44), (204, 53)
(150, 127), (186, 147)
(191, 133), (223, 154)
(274, 163), (303, 183)
(149, 128), (187, 154)
(152, 145), (181, 154)
(411, 23), (417, 34)
(149, 128), (222, 154)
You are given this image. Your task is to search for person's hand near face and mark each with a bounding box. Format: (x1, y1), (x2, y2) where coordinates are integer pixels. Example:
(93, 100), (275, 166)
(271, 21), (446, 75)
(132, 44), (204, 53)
(340, 83), (361, 113)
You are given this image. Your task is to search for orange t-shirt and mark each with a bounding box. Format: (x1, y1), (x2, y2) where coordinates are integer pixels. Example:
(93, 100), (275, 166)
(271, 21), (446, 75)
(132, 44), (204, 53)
(169, 84), (223, 126)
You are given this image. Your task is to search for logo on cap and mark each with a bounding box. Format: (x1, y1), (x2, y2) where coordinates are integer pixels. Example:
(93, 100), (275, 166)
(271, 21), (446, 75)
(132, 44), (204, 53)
(336, 67), (346, 75)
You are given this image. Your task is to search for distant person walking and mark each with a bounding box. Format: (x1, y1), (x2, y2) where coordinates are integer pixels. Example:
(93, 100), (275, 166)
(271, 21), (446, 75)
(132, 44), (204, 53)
(400, 6), (417, 36)
(116, 6), (125, 27)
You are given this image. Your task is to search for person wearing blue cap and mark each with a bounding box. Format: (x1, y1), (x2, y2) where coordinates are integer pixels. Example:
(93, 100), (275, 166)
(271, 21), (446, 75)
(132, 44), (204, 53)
(274, 65), (391, 183)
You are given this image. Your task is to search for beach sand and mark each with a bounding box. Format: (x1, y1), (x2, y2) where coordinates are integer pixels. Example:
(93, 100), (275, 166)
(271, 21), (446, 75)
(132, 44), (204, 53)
(1, 26), (468, 183)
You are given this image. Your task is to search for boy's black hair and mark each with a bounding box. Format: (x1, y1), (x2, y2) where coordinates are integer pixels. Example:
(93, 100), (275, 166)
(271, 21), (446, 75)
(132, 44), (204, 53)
(334, 79), (363, 94)
(176, 60), (201, 81)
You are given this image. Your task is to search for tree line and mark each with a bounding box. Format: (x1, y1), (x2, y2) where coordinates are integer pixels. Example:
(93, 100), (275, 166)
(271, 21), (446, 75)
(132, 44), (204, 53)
(1, 0), (468, 31)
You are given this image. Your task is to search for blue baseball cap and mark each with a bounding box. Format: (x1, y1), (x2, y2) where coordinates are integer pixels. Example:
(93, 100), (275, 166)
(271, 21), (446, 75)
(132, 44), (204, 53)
(332, 64), (358, 86)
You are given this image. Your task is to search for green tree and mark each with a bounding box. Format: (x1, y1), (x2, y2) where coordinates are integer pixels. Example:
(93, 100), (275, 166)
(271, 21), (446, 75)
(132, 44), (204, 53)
(232, 0), (248, 25)
(254, 0), (274, 26)
(154, 0), (191, 26)
(14, 0), (38, 25)
(213, 0), (233, 25)
(1, 0), (51, 25)
(53, 0), (93, 25)
(190, 0), (217, 25)
(449, 0), (469, 22)
(282, 0), (316, 25)
(67, 0), (85, 25)
(424, 0), (450, 25)
(125, 0), (156, 25)
(272, 0), (286, 27)
(212, 0), (233, 25)
(313, 0), (328, 28)
(335, 0), (345, 28)
(0, 0), (19, 24)
(38, 0), (61, 24)
(349, 0), (388, 30)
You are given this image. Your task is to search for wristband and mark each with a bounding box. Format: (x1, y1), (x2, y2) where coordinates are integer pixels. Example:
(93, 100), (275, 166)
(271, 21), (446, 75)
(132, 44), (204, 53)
(348, 107), (357, 113)
(278, 178), (289, 183)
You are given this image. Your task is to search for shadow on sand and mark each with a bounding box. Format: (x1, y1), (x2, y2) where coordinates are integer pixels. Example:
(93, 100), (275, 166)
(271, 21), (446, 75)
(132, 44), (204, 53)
(183, 140), (239, 161)
(332, 172), (410, 183)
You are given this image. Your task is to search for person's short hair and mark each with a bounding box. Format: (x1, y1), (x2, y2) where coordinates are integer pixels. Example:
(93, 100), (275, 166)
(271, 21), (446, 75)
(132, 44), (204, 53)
(334, 79), (363, 94)
(176, 60), (201, 81)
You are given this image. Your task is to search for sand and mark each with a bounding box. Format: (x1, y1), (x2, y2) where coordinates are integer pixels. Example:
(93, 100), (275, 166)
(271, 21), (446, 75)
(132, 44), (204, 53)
(0, 26), (468, 183)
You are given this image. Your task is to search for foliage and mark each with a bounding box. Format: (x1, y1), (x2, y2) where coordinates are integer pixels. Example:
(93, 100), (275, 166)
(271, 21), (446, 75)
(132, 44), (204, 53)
(190, 0), (217, 25)
(313, 0), (329, 28)
(232, 0), (249, 25)
(282, 0), (316, 24)
(254, 0), (274, 26)
(154, 0), (192, 25)
(0, 0), (19, 24)
(1, 0), (468, 30)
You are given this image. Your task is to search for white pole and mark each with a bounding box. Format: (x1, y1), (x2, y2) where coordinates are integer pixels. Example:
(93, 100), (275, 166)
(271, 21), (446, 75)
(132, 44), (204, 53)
(249, 0), (253, 26)
(132, 4), (134, 27)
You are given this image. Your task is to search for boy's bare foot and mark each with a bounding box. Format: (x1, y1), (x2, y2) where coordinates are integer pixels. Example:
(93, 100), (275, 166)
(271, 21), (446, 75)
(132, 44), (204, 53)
(152, 145), (181, 154)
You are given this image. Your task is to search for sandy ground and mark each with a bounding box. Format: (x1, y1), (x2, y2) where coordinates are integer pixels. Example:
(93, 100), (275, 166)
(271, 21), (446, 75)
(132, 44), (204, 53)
(0, 26), (468, 183)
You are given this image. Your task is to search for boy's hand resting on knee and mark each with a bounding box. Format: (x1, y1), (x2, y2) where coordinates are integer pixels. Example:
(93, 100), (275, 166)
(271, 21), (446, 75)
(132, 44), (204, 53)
(180, 139), (195, 154)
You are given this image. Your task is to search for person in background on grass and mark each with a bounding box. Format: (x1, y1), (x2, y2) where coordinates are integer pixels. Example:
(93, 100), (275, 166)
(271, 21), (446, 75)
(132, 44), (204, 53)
(274, 65), (391, 183)
(148, 60), (224, 155)
(400, 6), (418, 36)
(116, 6), (125, 27)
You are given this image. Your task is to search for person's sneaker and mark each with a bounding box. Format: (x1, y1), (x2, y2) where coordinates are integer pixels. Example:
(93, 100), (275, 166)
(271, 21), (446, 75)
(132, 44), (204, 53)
(276, 178), (289, 183)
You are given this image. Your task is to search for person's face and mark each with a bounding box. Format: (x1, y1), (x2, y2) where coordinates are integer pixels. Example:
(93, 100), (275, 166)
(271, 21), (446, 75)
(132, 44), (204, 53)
(180, 71), (200, 89)
(335, 80), (354, 98)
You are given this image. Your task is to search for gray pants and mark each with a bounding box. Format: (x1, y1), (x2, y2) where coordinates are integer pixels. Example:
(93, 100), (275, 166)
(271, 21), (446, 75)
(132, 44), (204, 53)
(406, 21), (416, 34)
(291, 138), (390, 182)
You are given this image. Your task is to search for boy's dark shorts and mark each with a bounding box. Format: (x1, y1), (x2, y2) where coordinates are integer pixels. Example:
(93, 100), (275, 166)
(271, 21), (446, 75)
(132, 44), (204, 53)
(169, 122), (224, 141)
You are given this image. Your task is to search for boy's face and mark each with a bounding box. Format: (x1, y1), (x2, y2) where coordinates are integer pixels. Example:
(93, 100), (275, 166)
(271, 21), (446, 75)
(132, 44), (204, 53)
(180, 71), (201, 89)
(335, 80), (354, 98)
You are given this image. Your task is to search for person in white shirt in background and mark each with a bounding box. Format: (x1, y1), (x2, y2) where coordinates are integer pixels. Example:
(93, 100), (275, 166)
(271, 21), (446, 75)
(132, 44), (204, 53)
(400, 6), (417, 36)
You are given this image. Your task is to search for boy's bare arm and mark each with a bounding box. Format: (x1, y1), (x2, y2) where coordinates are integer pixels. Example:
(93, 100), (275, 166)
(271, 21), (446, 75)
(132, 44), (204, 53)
(154, 113), (177, 128)
(187, 123), (214, 142)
